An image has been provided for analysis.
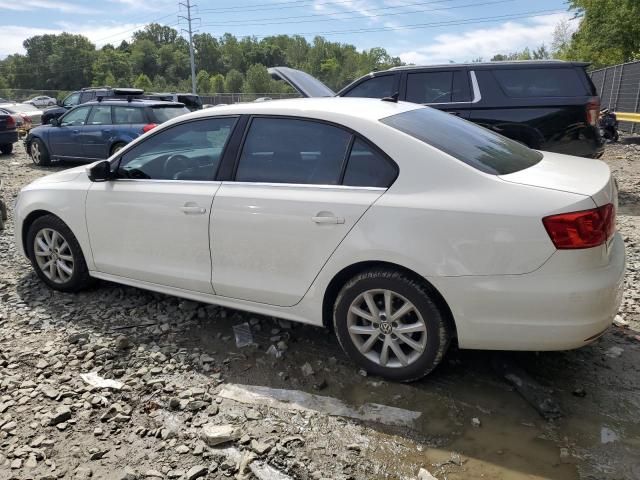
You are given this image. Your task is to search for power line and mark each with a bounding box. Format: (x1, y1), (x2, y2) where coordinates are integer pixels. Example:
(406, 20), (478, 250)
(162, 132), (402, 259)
(198, 0), (515, 28)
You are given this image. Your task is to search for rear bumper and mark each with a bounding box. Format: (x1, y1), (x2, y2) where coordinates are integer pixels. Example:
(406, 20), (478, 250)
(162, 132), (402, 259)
(0, 130), (19, 145)
(433, 232), (626, 350)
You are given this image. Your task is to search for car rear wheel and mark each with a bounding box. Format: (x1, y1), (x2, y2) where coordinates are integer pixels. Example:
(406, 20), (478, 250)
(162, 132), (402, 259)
(110, 142), (126, 156)
(0, 143), (13, 155)
(333, 268), (451, 382)
(26, 215), (92, 292)
(30, 138), (51, 166)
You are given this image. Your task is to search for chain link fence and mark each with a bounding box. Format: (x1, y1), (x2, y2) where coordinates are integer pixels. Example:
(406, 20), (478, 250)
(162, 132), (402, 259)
(590, 60), (640, 134)
(0, 89), (67, 103)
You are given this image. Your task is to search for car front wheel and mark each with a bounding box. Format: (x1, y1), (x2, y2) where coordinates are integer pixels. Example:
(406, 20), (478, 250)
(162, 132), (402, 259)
(333, 268), (451, 382)
(26, 215), (92, 292)
(30, 138), (51, 166)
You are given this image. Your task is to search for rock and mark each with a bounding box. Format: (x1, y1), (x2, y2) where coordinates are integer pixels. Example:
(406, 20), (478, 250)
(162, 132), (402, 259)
(251, 439), (271, 455)
(168, 397), (181, 410)
(201, 424), (240, 446)
(471, 417), (481, 428)
(49, 406), (72, 425)
(25, 454), (38, 468)
(559, 447), (572, 464)
(613, 314), (629, 327)
(75, 466), (93, 479)
(115, 467), (138, 480)
(186, 400), (208, 411)
(89, 449), (109, 460)
(249, 462), (293, 480)
(144, 470), (163, 478)
(175, 445), (189, 454)
(68, 332), (89, 344)
(185, 465), (208, 480)
(42, 386), (59, 399)
(11, 458), (22, 469)
(417, 467), (438, 480)
(605, 346), (624, 358)
(300, 362), (314, 376)
(115, 335), (132, 350)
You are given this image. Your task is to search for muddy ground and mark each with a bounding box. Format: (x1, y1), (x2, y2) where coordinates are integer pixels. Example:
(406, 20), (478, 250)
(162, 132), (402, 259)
(0, 139), (639, 480)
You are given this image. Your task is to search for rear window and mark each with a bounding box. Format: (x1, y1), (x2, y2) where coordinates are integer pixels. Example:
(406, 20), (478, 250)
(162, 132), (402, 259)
(149, 105), (190, 123)
(492, 68), (589, 97)
(380, 107), (542, 175)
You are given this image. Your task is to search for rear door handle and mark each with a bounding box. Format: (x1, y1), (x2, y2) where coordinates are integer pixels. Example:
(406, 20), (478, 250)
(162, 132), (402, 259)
(312, 213), (345, 224)
(181, 202), (206, 215)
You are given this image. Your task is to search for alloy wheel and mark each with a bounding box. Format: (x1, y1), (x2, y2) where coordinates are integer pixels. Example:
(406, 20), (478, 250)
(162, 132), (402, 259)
(347, 289), (427, 368)
(33, 228), (74, 284)
(31, 142), (41, 163)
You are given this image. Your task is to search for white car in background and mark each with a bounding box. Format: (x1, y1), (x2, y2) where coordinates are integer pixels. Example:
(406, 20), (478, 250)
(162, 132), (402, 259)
(14, 98), (625, 381)
(24, 95), (57, 107)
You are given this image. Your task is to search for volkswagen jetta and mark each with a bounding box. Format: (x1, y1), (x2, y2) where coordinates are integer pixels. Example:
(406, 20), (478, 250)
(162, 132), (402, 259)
(14, 98), (625, 381)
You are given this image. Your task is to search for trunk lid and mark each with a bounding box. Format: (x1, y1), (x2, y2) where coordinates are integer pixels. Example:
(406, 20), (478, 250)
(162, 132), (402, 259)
(499, 151), (616, 208)
(268, 67), (335, 98)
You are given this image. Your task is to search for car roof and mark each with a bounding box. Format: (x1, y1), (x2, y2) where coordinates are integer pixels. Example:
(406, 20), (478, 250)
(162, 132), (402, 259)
(185, 97), (422, 122)
(382, 60), (590, 72)
(82, 99), (185, 107)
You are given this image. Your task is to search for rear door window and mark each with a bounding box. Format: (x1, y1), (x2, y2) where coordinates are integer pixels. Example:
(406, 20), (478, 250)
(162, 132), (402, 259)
(381, 107), (542, 175)
(406, 72), (453, 103)
(492, 68), (589, 97)
(149, 106), (190, 123)
(343, 75), (396, 98)
(87, 106), (112, 125)
(235, 117), (352, 185)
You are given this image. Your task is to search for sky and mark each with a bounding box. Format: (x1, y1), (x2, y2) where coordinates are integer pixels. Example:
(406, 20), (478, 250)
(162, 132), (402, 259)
(0, 0), (576, 64)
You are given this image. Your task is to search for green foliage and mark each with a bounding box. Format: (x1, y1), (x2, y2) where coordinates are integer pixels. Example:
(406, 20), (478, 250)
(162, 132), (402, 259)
(224, 69), (244, 93)
(133, 73), (153, 90)
(243, 64), (271, 93)
(0, 23), (403, 93)
(490, 45), (550, 62)
(563, 0), (640, 67)
(196, 70), (210, 94)
(209, 74), (225, 94)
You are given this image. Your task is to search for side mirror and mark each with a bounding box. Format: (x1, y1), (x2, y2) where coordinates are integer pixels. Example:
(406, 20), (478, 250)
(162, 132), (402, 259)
(56, 99), (62, 106)
(50, 118), (60, 127)
(87, 161), (112, 182)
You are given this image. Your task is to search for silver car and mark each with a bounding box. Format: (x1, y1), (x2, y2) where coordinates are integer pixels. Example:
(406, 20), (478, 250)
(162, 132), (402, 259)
(24, 96), (57, 107)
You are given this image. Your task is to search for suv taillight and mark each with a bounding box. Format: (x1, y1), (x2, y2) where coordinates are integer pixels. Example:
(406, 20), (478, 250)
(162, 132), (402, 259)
(543, 204), (615, 249)
(142, 123), (157, 133)
(6, 115), (15, 128)
(586, 98), (600, 126)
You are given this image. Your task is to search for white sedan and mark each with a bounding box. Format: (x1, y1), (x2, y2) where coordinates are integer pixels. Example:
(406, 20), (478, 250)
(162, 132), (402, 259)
(14, 98), (625, 381)
(24, 95), (57, 107)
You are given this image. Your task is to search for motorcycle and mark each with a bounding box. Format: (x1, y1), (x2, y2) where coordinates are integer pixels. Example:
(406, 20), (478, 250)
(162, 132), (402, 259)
(599, 108), (619, 142)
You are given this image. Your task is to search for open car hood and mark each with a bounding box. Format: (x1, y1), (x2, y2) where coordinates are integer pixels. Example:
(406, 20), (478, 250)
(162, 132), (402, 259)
(268, 67), (335, 98)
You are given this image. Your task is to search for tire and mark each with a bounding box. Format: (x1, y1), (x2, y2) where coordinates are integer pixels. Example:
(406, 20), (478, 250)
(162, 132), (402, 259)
(333, 268), (451, 382)
(26, 214), (93, 292)
(110, 142), (126, 156)
(0, 143), (13, 155)
(30, 138), (51, 166)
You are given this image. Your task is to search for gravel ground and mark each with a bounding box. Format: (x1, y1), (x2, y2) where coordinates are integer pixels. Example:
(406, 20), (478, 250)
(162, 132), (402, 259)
(0, 140), (639, 480)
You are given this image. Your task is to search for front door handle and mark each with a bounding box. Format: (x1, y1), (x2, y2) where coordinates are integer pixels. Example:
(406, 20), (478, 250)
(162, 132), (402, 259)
(181, 202), (206, 215)
(312, 213), (345, 224)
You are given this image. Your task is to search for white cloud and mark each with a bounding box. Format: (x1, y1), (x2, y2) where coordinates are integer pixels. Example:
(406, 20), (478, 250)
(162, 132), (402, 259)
(395, 13), (577, 64)
(0, 0), (99, 14)
(0, 23), (147, 57)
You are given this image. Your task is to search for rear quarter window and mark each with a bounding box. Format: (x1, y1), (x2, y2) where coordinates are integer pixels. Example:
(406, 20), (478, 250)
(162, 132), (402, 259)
(149, 106), (190, 123)
(492, 68), (589, 97)
(381, 107), (542, 175)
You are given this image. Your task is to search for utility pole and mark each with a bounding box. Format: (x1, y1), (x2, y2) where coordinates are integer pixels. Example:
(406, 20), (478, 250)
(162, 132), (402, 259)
(179, 0), (198, 94)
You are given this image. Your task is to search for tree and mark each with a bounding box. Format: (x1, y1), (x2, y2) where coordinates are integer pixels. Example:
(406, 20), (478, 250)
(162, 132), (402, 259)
(224, 69), (244, 93)
(209, 74), (225, 93)
(551, 20), (573, 59)
(243, 64), (271, 93)
(196, 70), (210, 94)
(133, 73), (153, 90)
(565, 0), (640, 66)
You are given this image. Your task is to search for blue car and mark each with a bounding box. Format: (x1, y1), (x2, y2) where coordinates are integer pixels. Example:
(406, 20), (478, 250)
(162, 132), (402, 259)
(25, 99), (189, 166)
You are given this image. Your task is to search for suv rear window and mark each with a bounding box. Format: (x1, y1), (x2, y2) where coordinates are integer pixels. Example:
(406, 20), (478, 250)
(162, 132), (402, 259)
(492, 68), (589, 97)
(381, 107), (542, 175)
(148, 105), (190, 123)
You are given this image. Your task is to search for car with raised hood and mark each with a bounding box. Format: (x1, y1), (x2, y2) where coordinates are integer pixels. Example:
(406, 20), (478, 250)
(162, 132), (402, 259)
(14, 97), (625, 381)
(269, 60), (605, 159)
(25, 98), (189, 166)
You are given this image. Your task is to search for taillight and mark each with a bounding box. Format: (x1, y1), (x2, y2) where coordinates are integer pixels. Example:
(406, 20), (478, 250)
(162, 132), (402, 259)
(6, 115), (15, 128)
(142, 123), (157, 133)
(586, 98), (600, 126)
(543, 204), (615, 249)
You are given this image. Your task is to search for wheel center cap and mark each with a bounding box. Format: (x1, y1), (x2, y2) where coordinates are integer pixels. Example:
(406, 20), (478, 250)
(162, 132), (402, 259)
(379, 321), (393, 334)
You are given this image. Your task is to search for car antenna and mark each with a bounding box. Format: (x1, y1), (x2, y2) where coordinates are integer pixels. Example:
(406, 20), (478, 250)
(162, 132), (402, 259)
(381, 92), (399, 103)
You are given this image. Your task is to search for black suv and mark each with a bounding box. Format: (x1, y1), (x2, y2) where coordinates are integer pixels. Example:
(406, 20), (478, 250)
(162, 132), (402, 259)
(270, 61), (604, 158)
(41, 87), (145, 125)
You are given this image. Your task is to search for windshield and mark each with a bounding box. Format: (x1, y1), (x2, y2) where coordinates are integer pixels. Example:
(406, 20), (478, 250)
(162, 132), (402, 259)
(380, 107), (543, 175)
(149, 105), (190, 123)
